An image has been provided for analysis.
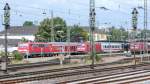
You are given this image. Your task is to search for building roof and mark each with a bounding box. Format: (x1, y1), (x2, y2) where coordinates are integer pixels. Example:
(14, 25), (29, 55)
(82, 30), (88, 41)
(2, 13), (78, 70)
(0, 26), (38, 36)
(0, 38), (21, 46)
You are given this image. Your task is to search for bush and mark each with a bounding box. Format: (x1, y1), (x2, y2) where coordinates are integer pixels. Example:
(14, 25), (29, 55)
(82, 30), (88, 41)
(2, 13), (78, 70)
(95, 54), (101, 62)
(0, 51), (5, 57)
(12, 51), (23, 61)
(0, 51), (10, 57)
(89, 54), (102, 62)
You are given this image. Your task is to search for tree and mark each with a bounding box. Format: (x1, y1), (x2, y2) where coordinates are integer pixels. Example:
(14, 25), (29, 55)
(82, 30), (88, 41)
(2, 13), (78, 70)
(108, 27), (128, 41)
(70, 25), (88, 42)
(20, 37), (28, 42)
(35, 17), (67, 42)
(138, 29), (150, 39)
(23, 21), (34, 27)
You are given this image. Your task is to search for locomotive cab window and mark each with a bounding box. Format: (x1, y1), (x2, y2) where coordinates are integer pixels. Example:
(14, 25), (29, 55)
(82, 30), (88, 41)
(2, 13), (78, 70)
(31, 44), (38, 47)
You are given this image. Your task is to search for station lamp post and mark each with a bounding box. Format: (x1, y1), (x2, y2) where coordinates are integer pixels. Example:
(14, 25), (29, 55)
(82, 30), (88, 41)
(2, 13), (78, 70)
(1, 3), (10, 73)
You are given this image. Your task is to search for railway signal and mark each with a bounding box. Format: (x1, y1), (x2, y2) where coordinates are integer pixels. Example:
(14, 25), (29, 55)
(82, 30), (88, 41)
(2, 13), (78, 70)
(132, 8), (138, 31)
(131, 8), (138, 67)
(1, 3), (10, 73)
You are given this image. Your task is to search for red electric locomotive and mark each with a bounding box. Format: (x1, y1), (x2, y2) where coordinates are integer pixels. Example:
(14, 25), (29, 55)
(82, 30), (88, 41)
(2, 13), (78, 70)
(18, 42), (79, 58)
(129, 41), (150, 53)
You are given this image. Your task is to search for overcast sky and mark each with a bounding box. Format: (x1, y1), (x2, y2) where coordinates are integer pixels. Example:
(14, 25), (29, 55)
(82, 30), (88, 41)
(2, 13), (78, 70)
(0, 0), (149, 31)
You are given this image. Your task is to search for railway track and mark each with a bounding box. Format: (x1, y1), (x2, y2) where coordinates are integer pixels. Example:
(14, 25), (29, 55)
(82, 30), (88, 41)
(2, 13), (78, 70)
(0, 55), (131, 71)
(1, 60), (60, 71)
(0, 63), (149, 84)
(0, 54), (119, 70)
(68, 69), (150, 84)
(0, 61), (131, 80)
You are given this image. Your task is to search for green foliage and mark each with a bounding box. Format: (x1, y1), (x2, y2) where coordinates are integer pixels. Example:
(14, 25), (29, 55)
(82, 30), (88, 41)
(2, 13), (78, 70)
(0, 51), (5, 57)
(90, 54), (101, 62)
(0, 51), (10, 57)
(23, 21), (34, 27)
(35, 17), (67, 42)
(108, 27), (128, 41)
(70, 25), (88, 42)
(95, 54), (101, 62)
(136, 29), (150, 39)
(20, 37), (28, 42)
(12, 51), (23, 61)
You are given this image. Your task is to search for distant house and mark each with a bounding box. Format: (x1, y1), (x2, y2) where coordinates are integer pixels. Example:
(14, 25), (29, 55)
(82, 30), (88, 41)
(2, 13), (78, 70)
(82, 26), (108, 41)
(94, 33), (107, 41)
(0, 26), (38, 41)
(0, 26), (38, 52)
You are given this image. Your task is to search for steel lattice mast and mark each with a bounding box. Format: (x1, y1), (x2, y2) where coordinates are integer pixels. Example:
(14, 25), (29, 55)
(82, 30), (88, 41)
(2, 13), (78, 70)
(51, 10), (54, 42)
(132, 8), (138, 66)
(144, 0), (148, 56)
(89, 0), (96, 69)
(1, 3), (10, 73)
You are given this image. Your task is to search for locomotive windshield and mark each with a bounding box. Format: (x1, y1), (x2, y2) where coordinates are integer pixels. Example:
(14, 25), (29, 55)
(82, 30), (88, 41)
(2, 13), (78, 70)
(18, 43), (28, 48)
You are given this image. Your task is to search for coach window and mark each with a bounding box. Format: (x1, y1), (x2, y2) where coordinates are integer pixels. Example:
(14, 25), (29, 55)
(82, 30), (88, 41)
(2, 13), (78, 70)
(107, 45), (108, 48)
(115, 46), (117, 48)
(117, 45), (119, 48)
(118, 45), (120, 48)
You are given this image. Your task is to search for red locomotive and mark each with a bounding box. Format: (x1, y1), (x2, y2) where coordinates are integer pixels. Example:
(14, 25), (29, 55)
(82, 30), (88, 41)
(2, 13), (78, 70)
(18, 42), (79, 58)
(130, 41), (150, 53)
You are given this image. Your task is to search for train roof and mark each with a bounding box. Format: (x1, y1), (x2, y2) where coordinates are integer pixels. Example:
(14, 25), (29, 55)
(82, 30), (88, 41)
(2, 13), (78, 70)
(18, 42), (79, 45)
(96, 40), (129, 43)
